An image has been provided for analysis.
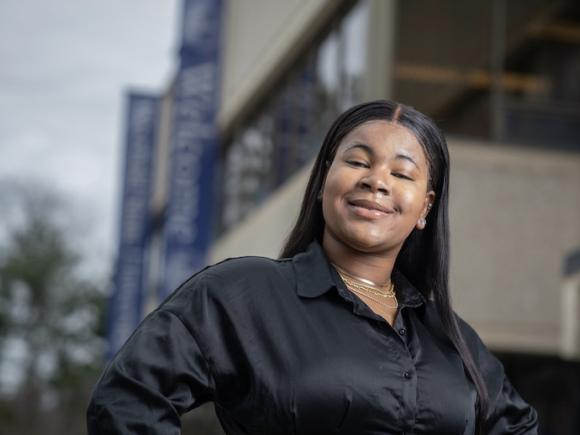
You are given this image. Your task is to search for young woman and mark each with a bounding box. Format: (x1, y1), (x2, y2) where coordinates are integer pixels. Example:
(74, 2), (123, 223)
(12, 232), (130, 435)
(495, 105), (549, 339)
(88, 100), (538, 434)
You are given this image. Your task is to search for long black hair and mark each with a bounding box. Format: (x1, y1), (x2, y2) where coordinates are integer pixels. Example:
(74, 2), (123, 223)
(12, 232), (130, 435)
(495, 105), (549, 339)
(280, 100), (489, 433)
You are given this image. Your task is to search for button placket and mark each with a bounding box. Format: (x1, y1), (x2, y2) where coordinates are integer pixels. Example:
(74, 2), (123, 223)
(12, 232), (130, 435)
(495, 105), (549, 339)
(400, 362), (417, 430)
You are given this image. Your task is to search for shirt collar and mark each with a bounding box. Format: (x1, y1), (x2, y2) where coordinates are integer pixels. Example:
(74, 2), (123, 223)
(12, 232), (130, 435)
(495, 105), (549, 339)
(292, 240), (427, 309)
(293, 240), (336, 298)
(391, 269), (427, 308)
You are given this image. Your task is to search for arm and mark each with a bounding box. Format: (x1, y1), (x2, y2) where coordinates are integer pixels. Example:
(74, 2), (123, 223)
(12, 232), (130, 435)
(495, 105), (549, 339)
(456, 316), (539, 434)
(485, 375), (538, 435)
(87, 309), (214, 434)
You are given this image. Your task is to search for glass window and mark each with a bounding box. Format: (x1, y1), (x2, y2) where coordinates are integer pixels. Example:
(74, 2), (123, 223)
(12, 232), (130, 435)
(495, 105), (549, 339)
(218, 0), (371, 235)
(393, 0), (580, 150)
(340, 0), (369, 109)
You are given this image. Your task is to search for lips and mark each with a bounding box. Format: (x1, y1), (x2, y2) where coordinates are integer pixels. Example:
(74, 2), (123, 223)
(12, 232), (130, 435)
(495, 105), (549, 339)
(347, 198), (396, 218)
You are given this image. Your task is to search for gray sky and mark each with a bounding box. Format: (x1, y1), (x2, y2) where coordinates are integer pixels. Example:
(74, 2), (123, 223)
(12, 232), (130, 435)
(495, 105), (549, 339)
(0, 0), (179, 279)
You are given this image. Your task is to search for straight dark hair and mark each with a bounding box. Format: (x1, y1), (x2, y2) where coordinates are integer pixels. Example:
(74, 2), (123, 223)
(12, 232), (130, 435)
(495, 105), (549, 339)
(280, 100), (489, 433)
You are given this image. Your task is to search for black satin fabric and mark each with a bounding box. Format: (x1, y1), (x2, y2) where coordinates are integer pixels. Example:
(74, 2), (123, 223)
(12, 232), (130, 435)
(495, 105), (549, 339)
(87, 241), (538, 434)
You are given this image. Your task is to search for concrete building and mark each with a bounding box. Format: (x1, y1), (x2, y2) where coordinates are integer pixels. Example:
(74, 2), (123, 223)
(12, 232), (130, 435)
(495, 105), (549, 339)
(207, 0), (580, 356)
(139, 0), (580, 431)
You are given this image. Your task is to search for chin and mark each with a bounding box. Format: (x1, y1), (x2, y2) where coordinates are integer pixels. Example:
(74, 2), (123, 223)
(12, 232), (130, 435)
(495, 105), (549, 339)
(344, 233), (394, 254)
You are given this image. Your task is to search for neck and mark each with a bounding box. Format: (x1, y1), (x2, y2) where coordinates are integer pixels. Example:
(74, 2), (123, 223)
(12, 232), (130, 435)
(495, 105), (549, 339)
(322, 231), (399, 285)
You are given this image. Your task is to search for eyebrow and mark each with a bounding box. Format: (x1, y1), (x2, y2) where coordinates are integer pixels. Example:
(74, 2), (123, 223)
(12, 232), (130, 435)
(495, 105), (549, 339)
(344, 143), (373, 154)
(395, 153), (419, 169)
(344, 143), (420, 169)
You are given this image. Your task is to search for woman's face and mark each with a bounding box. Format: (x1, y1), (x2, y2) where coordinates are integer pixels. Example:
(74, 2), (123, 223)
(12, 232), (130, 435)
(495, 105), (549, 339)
(321, 120), (435, 256)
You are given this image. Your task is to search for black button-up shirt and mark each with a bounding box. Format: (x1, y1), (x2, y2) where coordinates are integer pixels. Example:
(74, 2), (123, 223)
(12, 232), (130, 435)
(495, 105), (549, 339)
(87, 241), (538, 434)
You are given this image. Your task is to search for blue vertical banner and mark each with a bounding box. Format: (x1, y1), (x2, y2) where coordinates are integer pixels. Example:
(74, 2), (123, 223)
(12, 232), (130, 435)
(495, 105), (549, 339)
(161, 0), (223, 298)
(107, 93), (159, 359)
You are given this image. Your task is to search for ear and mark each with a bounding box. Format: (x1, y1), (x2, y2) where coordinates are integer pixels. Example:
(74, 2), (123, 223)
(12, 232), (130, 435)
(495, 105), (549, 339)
(416, 190), (436, 230)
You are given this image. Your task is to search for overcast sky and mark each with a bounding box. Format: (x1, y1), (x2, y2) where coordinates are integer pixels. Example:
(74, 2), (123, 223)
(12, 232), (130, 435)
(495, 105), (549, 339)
(0, 0), (179, 279)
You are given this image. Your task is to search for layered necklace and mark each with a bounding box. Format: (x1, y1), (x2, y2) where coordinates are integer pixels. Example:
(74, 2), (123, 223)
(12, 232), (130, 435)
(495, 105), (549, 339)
(333, 264), (398, 309)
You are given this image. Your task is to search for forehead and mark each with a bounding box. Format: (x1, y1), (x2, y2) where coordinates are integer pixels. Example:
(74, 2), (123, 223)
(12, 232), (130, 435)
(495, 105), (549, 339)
(339, 120), (419, 150)
(337, 120), (428, 163)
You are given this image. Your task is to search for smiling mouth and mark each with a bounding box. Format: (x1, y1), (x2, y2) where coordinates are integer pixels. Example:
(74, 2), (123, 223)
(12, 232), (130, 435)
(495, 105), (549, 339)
(347, 199), (396, 219)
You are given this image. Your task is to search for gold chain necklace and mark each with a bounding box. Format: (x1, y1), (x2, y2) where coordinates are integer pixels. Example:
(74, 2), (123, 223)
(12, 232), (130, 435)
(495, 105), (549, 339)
(347, 286), (399, 310)
(333, 264), (398, 309)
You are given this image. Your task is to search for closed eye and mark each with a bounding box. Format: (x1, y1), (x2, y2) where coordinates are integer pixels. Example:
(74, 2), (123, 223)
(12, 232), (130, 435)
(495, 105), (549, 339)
(347, 160), (370, 168)
(392, 172), (414, 181)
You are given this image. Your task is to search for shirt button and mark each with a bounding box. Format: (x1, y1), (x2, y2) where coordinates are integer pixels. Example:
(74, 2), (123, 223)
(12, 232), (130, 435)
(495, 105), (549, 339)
(399, 328), (406, 336)
(403, 371), (412, 379)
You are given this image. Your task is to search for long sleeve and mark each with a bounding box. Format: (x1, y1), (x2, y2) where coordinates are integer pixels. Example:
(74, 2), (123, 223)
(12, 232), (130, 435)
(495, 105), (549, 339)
(485, 375), (538, 435)
(87, 309), (214, 434)
(457, 316), (539, 434)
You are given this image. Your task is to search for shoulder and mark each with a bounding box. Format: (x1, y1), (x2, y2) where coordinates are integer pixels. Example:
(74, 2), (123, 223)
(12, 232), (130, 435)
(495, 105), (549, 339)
(454, 314), (484, 354)
(453, 312), (507, 396)
(158, 255), (298, 352)
(421, 303), (506, 390)
(163, 255), (294, 310)
(452, 312), (490, 358)
(202, 255), (294, 292)
(454, 313), (498, 367)
(207, 255), (291, 279)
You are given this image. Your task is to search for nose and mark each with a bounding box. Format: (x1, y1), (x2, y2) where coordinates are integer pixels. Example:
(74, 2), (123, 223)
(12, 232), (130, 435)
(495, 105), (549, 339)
(359, 170), (390, 195)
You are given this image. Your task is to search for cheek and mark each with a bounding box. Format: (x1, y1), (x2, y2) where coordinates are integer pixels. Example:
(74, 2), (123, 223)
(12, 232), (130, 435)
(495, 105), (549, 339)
(399, 188), (426, 214)
(322, 172), (352, 225)
(323, 170), (348, 202)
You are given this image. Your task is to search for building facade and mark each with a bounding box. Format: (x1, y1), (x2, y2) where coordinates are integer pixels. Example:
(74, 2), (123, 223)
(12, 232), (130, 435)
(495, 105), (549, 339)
(211, 0), (580, 357)
(115, 0), (580, 432)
